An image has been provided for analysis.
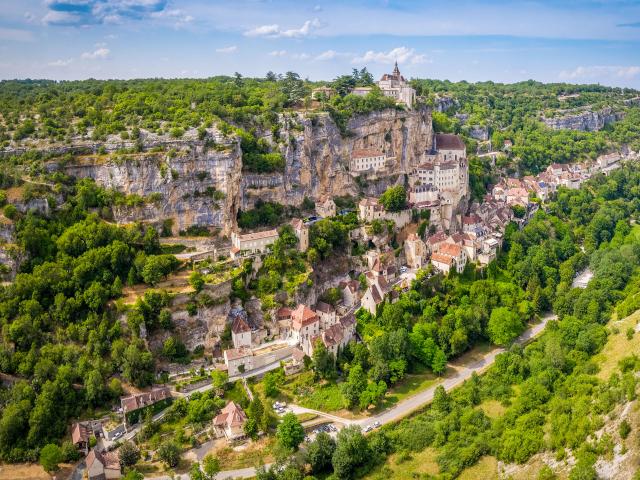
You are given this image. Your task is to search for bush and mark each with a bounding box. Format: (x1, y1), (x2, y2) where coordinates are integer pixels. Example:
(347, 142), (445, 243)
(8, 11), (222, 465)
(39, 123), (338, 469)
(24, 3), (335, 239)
(39, 444), (63, 472)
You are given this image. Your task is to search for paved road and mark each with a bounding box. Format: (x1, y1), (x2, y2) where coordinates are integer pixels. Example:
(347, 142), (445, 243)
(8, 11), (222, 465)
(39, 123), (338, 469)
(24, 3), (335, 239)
(145, 313), (556, 480)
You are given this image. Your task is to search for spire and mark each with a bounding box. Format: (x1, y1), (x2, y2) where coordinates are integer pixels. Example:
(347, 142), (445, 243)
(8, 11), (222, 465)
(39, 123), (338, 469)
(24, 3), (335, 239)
(393, 60), (400, 77)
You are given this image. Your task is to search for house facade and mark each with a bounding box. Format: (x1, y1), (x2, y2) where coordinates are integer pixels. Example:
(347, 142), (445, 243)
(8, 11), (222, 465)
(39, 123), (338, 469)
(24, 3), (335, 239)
(230, 229), (279, 258)
(350, 149), (387, 173)
(213, 401), (247, 441)
(377, 62), (416, 107)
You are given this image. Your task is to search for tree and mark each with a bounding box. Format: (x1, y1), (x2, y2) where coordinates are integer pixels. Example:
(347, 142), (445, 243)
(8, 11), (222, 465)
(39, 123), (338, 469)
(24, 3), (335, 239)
(341, 364), (367, 409)
(190, 455), (220, 480)
(312, 339), (336, 380)
(379, 185), (407, 212)
(263, 370), (283, 398)
(119, 441), (140, 468)
(211, 370), (229, 390)
(189, 270), (205, 292)
(332, 426), (370, 479)
(122, 471), (144, 480)
(243, 418), (259, 440)
(276, 413), (305, 451)
(431, 348), (447, 375)
(359, 380), (387, 410)
(39, 443), (63, 472)
(157, 441), (181, 468)
(306, 431), (336, 473)
(488, 307), (524, 346)
(247, 396), (266, 436)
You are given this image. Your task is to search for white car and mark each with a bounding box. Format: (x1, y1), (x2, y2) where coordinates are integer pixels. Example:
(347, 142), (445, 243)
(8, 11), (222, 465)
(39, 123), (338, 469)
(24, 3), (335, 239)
(372, 421), (381, 428)
(363, 425), (373, 433)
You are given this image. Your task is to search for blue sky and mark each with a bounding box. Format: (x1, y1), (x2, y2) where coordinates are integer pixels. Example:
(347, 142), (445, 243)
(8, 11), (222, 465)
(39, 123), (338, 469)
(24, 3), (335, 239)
(1, 0), (640, 87)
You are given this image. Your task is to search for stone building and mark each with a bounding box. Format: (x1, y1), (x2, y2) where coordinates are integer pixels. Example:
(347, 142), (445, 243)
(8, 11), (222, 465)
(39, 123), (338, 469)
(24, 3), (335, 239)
(213, 401), (247, 441)
(231, 229), (279, 259)
(350, 149), (387, 173)
(377, 62), (416, 108)
(290, 218), (309, 252)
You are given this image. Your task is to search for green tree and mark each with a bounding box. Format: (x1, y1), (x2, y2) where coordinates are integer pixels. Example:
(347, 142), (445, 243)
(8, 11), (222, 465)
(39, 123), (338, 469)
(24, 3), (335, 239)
(341, 364), (367, 409)
(312, 339), (336, 380)
(306, 431), (336, 473)
(157, 441), (181, 468)
(379, 185), (407, 212)
(488, 307), (524, 346)
(189, 270), (205, 292)
(39, 443), (63, 472)
(119, 441), (141, 468)
(332, 425), (370, 479)
(276, 413), (305, 451)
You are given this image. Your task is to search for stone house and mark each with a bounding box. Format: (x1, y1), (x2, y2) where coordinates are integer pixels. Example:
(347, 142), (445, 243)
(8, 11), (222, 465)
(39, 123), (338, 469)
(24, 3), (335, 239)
(290, 218), (309, 252)
(361, 283), (384, 315)
(315, 197), (337, 218)
(86, 448), (121, 480)
(350, 149), (387, 173)
(290, 304), (320, 355)
(315, 301), (337, 330)
(431, 242), (467, 274)
(230, 229), (279, 259)
(213, 401), (247, 441)
(358, 197), (385, 223)
(231, 316), (252, 349)
(404, 233), (427, 269)
(71, 422), (91, 455)
(121, 386), (171, 424)
(339, 279), (361, 307)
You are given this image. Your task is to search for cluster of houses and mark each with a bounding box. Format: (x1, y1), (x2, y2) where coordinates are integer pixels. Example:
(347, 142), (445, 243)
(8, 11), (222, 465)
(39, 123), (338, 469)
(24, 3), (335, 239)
(224, 301), (357, 376)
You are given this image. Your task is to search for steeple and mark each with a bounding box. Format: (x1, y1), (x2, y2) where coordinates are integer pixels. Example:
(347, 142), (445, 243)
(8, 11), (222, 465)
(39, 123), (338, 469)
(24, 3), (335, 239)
(393, 61), (400, 77)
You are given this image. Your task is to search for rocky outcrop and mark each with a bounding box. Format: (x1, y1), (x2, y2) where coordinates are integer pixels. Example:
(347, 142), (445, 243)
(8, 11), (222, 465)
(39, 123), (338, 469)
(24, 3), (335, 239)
(54, 137), (243, 235)
(542, 107), (624, 131)
(242, 107), (434, 210)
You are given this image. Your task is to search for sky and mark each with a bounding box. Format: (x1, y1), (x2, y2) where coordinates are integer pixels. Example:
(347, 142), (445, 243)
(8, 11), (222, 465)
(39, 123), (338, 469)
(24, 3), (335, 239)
(1, 0), (640, 88)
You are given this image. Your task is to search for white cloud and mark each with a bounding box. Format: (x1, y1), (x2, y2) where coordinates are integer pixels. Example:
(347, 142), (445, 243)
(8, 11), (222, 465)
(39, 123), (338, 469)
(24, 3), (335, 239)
(559, 65), (640, 80)
(269, 50), (287, 57)
(216, 45), (238, 54)
(0, 27), (35, 42)
(244, 18), (322, 38)
(315, 50), (338, 60)
(81, 47), (110, 60)
(150, 8), (194, 27)
(48, 58), (73, 67)
(351, 47), (429, 65)
(291, 53), (310, 60)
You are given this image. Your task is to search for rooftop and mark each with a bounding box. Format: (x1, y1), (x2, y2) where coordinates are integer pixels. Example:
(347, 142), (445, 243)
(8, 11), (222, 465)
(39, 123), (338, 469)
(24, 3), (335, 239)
(435, 133), (465, 151)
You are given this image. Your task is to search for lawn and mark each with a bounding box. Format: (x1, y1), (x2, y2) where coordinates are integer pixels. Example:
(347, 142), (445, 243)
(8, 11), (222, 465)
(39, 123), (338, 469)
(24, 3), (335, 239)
(379, 364), (440, 410)
(362, 448), (440, 480)
(224, 380), (251, 408)
(274, 371), (347, 413)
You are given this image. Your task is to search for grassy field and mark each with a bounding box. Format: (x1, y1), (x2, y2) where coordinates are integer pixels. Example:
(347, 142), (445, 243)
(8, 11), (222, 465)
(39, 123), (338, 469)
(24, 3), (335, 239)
(214, 437), (276, 470)
(458, 456), (498, 480)
(378, 364), (439, 410)
(479, 399), (507, 419)
(362, 448), (440, 480)
(595, 308), (640, 380)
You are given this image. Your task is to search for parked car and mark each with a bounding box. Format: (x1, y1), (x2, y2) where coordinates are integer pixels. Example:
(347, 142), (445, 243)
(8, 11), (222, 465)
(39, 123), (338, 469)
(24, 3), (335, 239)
(373, 421), (381, 428)
(363, 425), (373, 433)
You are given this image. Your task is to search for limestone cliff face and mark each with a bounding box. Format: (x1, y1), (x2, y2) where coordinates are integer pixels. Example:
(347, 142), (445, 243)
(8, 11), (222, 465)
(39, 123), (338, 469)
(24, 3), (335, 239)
(542, 107), (624, 131)
(57, 139), (243, 235)
(242, 107), (434, 209)
(47, 107), (433, 233)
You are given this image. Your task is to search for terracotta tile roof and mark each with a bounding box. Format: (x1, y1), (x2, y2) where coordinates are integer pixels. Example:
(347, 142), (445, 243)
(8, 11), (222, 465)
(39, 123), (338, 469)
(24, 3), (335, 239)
(339, 313), (356, 329)
(71, 423), (90, 444)
(291, 304), (318, 330)
(291, 348), (306, 362)
(431, 252), (454, 265)
(315, 301), (334, 314)
(427, 231), (448, 245)
(435, 133), (465, 151)
(322, 323), (345, 347)
(121, 386), (171, 413)
(237, 229), (279, 242)
(231, 316), (251, 334)
(369, 284), (383, 304)
(359, 197), (380, 207)
(276, 307), (292, 320)
(352, 149), (384, 159)
(224, 347), (252, 360)
(439, 243), (462, 257)
(213, 401), (247, 428)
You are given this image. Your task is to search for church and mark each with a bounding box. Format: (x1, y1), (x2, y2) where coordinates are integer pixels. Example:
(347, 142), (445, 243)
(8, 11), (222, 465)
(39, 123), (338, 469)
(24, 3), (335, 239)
(377, 62), (416, 108)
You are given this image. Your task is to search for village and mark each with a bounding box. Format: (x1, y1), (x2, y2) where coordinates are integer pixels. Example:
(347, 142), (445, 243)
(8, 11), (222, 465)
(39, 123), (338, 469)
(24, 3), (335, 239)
(62, 66), (633, 480)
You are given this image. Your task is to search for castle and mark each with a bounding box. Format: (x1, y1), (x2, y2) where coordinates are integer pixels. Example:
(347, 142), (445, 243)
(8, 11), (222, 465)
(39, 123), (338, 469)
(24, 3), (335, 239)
(377, 62), (416, 108)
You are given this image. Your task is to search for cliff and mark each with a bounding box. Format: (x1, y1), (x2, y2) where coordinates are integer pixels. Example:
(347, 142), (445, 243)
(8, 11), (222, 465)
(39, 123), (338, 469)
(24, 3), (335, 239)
(46, 108), (433, 234)
(541, 107), (624, 131)
(242, 107), (434, 209)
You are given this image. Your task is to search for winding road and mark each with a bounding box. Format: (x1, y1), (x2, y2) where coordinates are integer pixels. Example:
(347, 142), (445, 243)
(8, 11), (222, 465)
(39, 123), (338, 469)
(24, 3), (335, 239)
(146, 313), (557, 480)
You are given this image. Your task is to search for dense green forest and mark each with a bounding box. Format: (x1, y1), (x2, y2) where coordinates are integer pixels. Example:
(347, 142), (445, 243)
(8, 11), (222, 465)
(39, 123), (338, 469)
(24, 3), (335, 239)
(0, 178), (181, 462)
